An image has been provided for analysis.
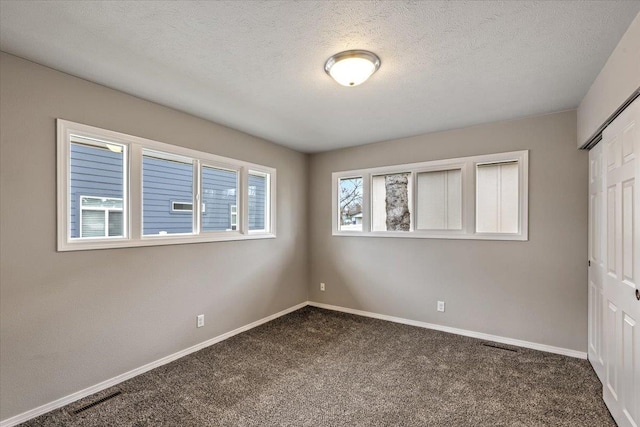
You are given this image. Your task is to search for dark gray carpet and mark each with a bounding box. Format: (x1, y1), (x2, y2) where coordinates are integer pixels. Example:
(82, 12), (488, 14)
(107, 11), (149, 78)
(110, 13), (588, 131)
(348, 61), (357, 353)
(21, 307), (613, 426)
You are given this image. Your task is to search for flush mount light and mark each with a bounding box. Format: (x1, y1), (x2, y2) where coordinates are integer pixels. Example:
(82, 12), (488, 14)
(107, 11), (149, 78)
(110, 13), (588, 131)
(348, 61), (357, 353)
(324, 50), (381, 87)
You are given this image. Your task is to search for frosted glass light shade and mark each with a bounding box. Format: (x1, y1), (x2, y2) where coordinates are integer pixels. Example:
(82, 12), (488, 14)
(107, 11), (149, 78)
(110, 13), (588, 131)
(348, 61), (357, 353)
(325, 50), (381, 87)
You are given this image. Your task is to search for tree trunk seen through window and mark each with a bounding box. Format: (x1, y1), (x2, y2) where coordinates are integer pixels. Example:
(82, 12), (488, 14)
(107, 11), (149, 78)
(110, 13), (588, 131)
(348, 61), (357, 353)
(385, 173), (410, 231)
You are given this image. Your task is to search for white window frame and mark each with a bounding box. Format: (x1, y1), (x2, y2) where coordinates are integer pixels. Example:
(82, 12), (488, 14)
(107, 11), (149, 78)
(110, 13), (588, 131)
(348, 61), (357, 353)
(79, 196), (124, 238)
(57, 119), (276, 251)
(332, 150), (528, 241)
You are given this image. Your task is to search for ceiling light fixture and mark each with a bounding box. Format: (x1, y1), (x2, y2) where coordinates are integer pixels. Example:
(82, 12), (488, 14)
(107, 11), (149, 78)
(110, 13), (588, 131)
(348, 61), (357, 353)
(324, 50), (381, 87)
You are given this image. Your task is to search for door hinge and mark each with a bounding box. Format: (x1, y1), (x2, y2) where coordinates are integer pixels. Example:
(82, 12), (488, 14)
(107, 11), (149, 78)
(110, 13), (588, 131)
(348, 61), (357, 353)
(588, 260), (591, 267)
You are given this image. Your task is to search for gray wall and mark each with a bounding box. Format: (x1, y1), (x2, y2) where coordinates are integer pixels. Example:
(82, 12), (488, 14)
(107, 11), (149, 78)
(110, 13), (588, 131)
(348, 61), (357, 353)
(577, 12), (640, 146)
(0, 52), (309, 420)
(308, 110), (588, 353)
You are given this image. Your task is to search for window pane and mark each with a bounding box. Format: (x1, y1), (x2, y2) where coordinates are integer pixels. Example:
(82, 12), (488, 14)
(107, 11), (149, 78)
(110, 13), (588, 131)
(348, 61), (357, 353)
(338, 177), (363, 231)
(108, 211), (123, 237)
(476, 161), (519, 233)
(81, 210), (106, 237)
(417, 169), (462, 230)
(249, 172), (268, 231)
(70, 141), (125, 239)
(143, 152), (194, 235)
(171, 202), (192, 212)
(372, 173), (411, 231)
(202, 166), (238, 231)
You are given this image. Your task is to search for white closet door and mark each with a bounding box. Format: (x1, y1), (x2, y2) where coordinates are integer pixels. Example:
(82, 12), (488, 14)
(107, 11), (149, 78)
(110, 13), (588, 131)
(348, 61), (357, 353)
(589, 141), (605, 382)
(601, 97), (640, 427)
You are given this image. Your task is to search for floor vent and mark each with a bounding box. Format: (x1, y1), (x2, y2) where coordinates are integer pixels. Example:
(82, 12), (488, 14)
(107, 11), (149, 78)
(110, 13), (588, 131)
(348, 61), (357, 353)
(482, 342), (519, 352)
(72, 391), (122, 415)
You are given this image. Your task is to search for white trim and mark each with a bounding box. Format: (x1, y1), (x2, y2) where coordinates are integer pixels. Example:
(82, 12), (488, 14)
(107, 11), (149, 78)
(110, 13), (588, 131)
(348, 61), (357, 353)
(0, 301), (308, 427)
(331, 150), (529, 241)
(307, 301), (587, 360)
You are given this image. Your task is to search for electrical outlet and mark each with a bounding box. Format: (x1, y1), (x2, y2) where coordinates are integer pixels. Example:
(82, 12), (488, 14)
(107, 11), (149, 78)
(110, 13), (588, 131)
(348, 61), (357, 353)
(437, 301), (445, 312)
(320, 282), (326, 291)
(197, 314), (205, 328)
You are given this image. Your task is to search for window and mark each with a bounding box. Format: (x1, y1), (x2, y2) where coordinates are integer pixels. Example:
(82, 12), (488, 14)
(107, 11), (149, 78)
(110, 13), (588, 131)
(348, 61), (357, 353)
(476, 161), (519, 233)
(202, 166), (238, 232)
(69, 138), (127, 239)
(142, 151), (195, 236)
(230, 205), (238, 230)
(171, 202), (193, 212)
(332, 150), (527, 240)
(372, 173), (411, 231)
(80, 196), (123, 238)
(248, 171), (270, 232)
(338, 177), (363, 231)
(57, 119), (276, 251)
(416, 169), (462, 230)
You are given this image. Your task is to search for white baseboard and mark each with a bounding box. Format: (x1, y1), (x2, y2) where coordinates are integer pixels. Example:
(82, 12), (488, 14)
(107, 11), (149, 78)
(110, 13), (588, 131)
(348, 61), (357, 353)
(0, 301), (308, 427)
(308, 301), (587, 360)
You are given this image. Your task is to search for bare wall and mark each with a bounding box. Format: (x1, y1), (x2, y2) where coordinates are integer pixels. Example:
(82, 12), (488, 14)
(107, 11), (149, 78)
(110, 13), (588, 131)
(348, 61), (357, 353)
(308, 110), (588, 353)
(577, 12), (640, 146)
(0, 52), (308, 420)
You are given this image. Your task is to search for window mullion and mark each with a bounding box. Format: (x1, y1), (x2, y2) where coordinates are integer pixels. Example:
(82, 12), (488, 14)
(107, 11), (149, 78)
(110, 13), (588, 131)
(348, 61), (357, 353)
(194, 159), (201, 235)
(464, 161), (475, 236)
(240, 167), (249, 235)
(362, 174), (371, 233)
(129, 144), (142, 240)
(409, 171), (415, 232)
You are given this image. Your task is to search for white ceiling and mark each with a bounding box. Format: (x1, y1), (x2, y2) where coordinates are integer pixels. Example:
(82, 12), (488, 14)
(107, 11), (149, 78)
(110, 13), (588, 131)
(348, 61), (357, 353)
(1, 1), (639, 153)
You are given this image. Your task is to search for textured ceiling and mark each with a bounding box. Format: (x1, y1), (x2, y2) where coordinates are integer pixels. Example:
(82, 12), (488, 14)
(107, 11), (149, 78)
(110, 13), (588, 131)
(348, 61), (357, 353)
(1, 1), (639, 152)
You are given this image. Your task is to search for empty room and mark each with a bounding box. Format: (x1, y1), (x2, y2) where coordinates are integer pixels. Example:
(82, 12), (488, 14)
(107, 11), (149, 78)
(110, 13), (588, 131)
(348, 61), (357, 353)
(1, 1), (639, 426)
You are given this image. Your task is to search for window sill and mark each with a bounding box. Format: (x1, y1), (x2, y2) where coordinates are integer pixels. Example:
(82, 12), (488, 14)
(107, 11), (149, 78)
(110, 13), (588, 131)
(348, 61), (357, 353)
(57, 232), (276, 252)
(332, 231), (527, 241)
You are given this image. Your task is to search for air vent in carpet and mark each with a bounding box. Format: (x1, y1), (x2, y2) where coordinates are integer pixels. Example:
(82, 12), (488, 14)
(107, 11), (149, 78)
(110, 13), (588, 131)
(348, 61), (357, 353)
(72, 391), (122, 415)
(482, 342), (519, 352)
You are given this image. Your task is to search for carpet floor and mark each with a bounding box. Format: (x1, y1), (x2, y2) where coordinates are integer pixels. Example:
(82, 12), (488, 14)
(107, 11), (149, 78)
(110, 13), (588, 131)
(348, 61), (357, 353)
(21, 306), (613, 426)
